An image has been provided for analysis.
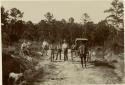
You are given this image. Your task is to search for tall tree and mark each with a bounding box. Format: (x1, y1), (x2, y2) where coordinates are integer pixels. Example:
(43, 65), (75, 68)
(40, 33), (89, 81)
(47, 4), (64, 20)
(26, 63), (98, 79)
(104, 0), (124, 31)
(81, 13), (91, 24)
(1, 6), (9, 27)
(68, 17), (75, 43)
(44, 12), (54, 23)
(68, 17), (74, 24)
(95, 20), (111, 46)
(10, 8), (24, 23)
(81, 13), (91, 38)
(61, 18), (66, 24)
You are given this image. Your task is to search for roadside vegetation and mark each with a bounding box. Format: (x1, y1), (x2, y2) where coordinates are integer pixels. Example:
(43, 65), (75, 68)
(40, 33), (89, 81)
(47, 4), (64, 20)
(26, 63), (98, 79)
(1, 0), (124, 84)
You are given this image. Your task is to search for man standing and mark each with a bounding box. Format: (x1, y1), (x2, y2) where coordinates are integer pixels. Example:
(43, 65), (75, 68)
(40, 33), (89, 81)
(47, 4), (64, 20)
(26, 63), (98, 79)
(50, 42), (55, 62)
(62, 40), (68, 61)
(71, 43), (76, 61)
(27, 41), (32, 55)
(42, 40), (49, 56)
(56, 42), (62, 60)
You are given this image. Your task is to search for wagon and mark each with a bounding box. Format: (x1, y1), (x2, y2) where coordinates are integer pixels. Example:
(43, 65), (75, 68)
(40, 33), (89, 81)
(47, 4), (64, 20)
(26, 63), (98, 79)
(71, 38), (88, 61)
(75, 38), (88, 50)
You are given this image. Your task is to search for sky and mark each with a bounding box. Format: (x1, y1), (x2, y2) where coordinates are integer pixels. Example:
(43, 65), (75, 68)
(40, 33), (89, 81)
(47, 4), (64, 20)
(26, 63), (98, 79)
(1, 0), (113, 24)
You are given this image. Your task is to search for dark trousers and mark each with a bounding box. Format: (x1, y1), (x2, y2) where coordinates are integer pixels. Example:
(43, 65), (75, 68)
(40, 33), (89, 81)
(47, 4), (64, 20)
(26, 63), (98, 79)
(56, 49), (61, 60)
(42, 48), (47, 56)
(80, 54), (87, 68)
(51, 49), (55, 61)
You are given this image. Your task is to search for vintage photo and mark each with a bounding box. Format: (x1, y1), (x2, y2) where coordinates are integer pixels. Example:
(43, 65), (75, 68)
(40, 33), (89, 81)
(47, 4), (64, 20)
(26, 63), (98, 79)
(1, 0), (124, 85)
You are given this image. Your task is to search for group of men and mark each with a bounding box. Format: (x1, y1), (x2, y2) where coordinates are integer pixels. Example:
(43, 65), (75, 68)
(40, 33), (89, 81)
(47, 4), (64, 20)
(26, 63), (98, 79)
(20, 39), (89, 68)
(50, 40), (68, 62)
(50, 40), (89, 68)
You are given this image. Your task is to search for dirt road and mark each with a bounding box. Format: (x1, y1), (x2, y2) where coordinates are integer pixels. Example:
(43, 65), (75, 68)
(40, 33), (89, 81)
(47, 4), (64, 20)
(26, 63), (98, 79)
(31, 50), (122, 85)
(31, 50), (120, 85)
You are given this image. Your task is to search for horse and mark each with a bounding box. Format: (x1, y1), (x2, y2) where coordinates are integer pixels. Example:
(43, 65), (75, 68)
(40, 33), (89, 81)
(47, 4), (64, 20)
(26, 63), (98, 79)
(78, 43), (87, 68)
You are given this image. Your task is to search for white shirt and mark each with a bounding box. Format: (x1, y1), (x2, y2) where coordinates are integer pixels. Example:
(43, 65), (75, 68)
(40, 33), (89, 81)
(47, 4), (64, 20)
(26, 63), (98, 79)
(62, 43), (68, 49)
(27, 42), (31, 48)
(21, 42), (27, 50)
(42, 41), (48, 48)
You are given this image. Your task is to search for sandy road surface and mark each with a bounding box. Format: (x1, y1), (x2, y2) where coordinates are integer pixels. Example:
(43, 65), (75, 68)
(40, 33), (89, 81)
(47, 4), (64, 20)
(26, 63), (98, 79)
(32, 50), (122, 85)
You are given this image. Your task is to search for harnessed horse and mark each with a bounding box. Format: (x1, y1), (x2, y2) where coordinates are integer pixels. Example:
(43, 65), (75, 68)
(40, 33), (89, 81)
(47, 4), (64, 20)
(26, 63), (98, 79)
(78, 43), (88, 68)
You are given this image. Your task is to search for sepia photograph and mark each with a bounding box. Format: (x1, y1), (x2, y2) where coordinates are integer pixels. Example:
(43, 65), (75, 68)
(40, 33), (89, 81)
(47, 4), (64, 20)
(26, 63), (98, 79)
(1, 0), (124, 85)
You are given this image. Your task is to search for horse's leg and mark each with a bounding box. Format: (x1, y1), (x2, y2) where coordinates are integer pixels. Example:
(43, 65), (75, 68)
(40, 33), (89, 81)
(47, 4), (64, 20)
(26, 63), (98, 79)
(84, 55), (87, 68)
(89, 54), (91, 62)
(80, 56), (83, 68)
(64, 55), (66, 61)
(66, 54), (68, 61)
(86, 54), (88, 62)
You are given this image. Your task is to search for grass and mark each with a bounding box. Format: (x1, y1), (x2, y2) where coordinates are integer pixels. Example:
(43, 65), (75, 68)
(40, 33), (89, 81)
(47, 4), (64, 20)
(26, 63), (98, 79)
(90, 47), (124, 83)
